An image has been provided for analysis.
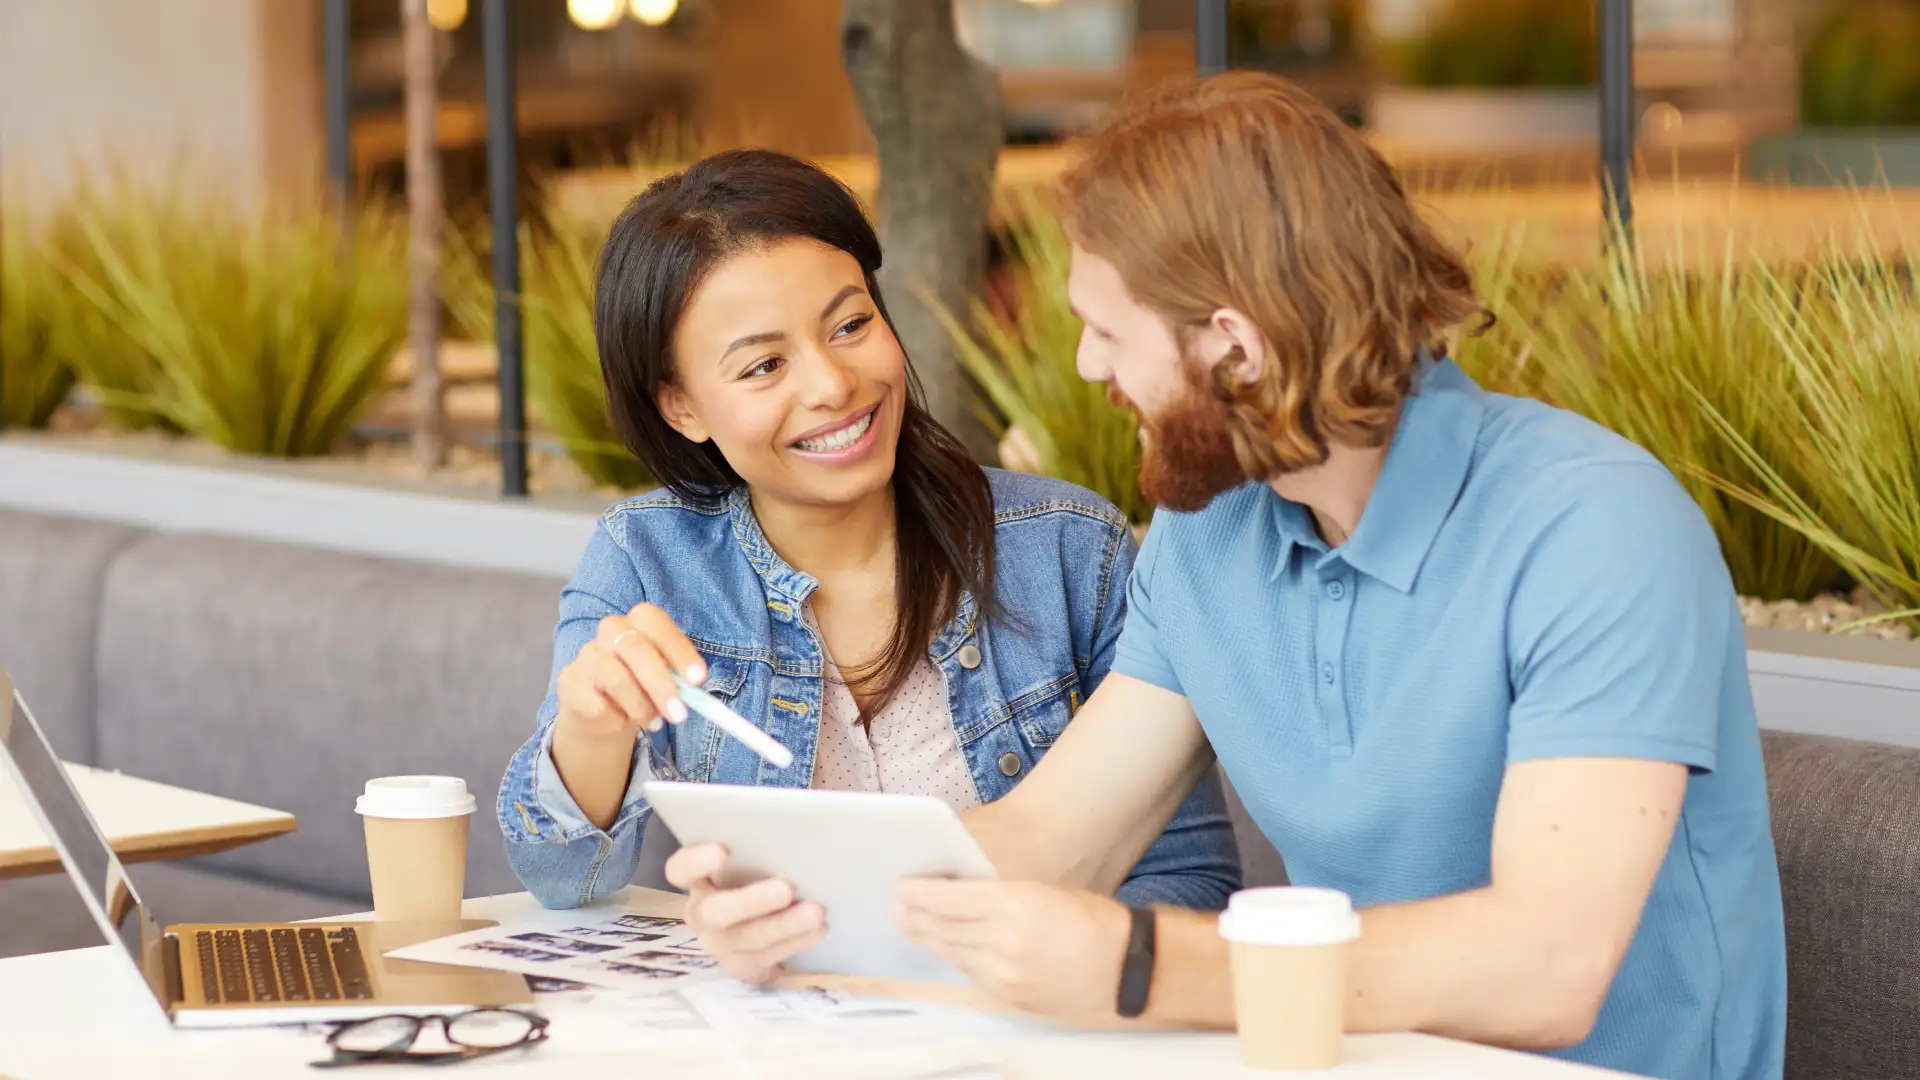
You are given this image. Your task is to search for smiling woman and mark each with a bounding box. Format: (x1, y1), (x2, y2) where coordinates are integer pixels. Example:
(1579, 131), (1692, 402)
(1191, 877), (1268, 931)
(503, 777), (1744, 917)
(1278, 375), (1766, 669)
(497, 149), (1241, 923)
(593, 151), (988, 713)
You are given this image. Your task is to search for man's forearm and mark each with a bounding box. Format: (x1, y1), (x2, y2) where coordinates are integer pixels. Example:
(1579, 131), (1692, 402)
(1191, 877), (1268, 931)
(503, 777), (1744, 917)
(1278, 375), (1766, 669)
(1342, 888), (1610, 1048)
(1138, 891), (1611, 1049)
(965, 766), (1217, 896)
(964, 798), (1108, 889)
(963, 674), (1220, 893)
(965, 796), (1181, 896)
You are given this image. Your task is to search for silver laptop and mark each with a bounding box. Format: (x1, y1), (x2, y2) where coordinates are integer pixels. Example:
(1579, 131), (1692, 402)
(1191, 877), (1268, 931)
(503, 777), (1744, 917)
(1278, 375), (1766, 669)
(0, 665), (529, 1028)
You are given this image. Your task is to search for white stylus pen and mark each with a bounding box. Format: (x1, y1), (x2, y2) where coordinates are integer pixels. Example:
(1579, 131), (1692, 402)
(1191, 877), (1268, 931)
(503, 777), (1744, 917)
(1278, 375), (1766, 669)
(670, 671), (795, 770)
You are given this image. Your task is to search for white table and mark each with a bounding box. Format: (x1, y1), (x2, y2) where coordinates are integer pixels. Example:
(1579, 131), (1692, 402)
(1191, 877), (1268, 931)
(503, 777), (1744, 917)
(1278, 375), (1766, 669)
(0, 762), (296, 879)
(0, 888), (1634, 1079)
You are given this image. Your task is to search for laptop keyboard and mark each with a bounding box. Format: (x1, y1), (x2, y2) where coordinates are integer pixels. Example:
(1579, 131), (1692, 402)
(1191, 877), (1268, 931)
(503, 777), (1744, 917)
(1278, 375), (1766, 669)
(194, 927), (374, 1004)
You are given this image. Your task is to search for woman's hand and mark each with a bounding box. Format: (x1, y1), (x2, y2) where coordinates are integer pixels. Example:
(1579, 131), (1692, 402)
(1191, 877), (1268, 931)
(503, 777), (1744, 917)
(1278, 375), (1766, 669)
(555, 603), (708, 744)
(666, 843), (827, 984)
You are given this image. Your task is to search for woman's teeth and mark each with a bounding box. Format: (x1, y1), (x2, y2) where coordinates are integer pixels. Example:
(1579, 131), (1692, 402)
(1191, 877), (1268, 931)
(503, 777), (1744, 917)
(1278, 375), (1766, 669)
(796, 410), (872, 452)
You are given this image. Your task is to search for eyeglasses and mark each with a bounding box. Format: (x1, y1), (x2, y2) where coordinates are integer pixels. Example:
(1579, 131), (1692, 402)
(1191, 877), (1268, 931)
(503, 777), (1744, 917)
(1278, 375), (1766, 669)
(310, 1009), (549, 1069)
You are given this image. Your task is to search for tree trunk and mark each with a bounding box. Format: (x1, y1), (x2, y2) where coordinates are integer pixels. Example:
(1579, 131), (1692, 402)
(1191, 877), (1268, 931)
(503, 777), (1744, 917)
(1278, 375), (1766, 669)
(840, 0), (1003, 462)
(403, 0), (445, 470)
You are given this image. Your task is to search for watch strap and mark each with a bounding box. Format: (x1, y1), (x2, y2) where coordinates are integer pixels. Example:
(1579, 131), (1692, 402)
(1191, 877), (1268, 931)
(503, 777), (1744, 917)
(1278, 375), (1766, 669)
(1116, 905), (1157, 1018)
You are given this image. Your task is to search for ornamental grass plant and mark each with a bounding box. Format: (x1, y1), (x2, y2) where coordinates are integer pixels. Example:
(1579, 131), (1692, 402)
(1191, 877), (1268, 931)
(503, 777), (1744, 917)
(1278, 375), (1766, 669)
(943, 198), (1152, 524)
(1455, 215), (1843, 602)
(445, 209), (652, 491)
(61, 175), (407, 457)
(1, 199), (78, 429)
(1688, 223), (1920, 632)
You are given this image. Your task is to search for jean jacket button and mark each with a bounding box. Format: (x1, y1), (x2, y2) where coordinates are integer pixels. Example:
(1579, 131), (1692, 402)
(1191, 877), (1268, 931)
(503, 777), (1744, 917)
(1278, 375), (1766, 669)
(957, 644), (982, 670)
(998, 751), (1022, 777)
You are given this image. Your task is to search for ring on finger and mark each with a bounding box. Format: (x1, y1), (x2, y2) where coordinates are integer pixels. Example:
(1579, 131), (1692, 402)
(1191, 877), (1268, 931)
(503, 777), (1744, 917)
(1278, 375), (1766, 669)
(612, 629), (638, 648)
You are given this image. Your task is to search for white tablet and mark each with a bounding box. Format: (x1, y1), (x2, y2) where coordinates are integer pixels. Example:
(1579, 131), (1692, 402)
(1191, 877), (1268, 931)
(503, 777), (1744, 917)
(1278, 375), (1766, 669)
(641, 782), (997, 983)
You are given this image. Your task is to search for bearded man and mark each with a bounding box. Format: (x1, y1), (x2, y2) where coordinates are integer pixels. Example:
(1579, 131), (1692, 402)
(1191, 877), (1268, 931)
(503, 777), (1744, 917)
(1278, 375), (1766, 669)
(671, 71), (1787, 1080)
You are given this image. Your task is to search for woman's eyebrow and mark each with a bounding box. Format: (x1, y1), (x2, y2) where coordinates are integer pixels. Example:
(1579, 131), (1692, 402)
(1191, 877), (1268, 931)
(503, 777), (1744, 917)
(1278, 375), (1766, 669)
(818, 284), (863, 321)
(720, 329), (785, 363)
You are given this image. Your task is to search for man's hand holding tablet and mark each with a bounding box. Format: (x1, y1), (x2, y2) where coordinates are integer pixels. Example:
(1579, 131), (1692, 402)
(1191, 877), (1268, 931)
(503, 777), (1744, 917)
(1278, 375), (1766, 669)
(671, 830), (1136, 1022)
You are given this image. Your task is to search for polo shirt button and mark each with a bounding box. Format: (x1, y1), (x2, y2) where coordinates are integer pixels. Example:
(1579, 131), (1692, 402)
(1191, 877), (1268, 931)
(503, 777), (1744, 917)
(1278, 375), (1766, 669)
(1326, 580), (1345, 600)
(1322, 662), (1336, 685)
(998, 752), (1022, 777)
(957, 644), (982, 670)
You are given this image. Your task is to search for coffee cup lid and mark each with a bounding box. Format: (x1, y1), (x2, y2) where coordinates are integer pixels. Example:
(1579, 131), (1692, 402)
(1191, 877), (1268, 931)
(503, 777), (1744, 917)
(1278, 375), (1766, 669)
(355, 776), (477, 819)
(1218, 887), (1361, 947)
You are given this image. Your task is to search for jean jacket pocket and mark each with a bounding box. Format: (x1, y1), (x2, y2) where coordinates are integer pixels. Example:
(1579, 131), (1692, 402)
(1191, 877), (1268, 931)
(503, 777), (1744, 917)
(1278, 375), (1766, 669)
(651, 649), (750, 783)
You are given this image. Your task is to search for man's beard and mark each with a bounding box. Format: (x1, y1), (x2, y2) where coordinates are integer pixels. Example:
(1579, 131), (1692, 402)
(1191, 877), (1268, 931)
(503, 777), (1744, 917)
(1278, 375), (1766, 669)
(1113, 359), (1251, 514)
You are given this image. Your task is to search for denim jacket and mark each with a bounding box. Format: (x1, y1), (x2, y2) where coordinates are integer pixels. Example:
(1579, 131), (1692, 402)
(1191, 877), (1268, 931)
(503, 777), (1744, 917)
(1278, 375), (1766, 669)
(500, 468), (1240, 910)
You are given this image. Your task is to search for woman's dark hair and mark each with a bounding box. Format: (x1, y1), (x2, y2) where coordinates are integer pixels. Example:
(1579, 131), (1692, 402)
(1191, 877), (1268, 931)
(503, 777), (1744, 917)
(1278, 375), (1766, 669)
(594, 148), (996, 714)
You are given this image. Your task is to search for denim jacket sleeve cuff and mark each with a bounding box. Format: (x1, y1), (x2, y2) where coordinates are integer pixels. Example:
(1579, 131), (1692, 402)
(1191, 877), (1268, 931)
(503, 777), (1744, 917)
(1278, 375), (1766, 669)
(530, 723), (655, 841)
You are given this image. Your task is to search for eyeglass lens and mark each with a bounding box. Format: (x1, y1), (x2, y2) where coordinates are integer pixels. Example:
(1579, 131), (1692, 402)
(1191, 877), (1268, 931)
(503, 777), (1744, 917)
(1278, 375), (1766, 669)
(332, 1010), (538, 1056)
(446, 1010), (539, 1049)
(333, 1016), (421, 1054)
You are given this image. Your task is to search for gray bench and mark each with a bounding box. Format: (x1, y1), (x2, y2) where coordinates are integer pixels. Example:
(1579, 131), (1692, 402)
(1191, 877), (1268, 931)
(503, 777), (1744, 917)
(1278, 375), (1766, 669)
(0, 508), (562, 956)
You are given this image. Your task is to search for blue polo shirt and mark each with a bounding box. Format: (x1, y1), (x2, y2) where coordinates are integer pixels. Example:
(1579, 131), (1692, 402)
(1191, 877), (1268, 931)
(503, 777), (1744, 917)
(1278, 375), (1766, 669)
(1116, 360), (1785, 1080)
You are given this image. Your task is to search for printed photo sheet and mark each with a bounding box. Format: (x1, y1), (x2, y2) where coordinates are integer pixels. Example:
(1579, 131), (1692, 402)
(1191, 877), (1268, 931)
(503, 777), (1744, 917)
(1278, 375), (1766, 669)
(385, 912), (722, 993)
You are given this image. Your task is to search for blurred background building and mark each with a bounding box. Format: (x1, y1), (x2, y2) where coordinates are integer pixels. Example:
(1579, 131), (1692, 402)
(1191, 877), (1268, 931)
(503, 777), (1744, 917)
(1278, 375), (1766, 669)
(0, 0), (1870, 217)
(3, 3), (1918, 657)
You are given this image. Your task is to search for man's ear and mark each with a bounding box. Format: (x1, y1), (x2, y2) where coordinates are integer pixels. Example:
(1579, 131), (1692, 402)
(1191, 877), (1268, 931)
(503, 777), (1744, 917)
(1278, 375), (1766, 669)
(656, 383), (709, 443)
(1201, 308), (1270, 390)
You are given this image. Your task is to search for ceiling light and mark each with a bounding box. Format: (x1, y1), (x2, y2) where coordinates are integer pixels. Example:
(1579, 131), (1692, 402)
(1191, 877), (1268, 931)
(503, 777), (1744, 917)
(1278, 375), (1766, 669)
(629, 0), (678, 26)
(425, 0), (466, 31)
(568, 0), (624, 31)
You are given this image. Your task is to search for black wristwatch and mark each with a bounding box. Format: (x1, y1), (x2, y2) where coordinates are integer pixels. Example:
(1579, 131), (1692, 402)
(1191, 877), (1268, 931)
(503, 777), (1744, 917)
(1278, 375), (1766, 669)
(1116, 905), (1157, 1018)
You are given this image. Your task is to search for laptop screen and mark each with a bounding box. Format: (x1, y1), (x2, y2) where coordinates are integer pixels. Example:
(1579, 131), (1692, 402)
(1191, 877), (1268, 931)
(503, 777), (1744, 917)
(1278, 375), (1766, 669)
(0, 668), (164, 1004)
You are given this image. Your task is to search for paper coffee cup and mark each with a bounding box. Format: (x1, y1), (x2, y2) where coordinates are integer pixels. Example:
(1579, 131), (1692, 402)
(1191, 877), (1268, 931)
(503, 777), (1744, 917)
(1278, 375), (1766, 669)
(1218, 887), (1362, 1071)
(356, 776), (476, 922)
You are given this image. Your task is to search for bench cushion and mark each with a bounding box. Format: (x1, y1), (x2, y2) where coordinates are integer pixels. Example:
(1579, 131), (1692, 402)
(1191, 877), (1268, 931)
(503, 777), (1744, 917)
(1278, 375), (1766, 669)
(1764, 730), (1920, 1080)
(92, 530), (564, 901)
(0, 509), (141, 764)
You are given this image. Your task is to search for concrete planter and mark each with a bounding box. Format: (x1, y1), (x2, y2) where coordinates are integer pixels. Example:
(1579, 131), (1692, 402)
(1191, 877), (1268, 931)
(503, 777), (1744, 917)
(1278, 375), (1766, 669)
(0, 441), (599, 577)
(1747, 626), (1920, 748)
(1746, 129), (1920, 187)
(1366, 87), (1599, 152)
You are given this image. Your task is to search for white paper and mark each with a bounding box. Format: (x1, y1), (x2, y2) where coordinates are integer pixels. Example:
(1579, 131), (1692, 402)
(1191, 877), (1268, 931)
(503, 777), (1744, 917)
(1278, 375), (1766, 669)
(384, 912), (725, 994)
(389, 915), (1009, 1073)
(680, 980), (999, 1034)
(681, 980), (1008, 1079)
(730, 1031), (1005, 1080)
(524, 976), (708, 1026)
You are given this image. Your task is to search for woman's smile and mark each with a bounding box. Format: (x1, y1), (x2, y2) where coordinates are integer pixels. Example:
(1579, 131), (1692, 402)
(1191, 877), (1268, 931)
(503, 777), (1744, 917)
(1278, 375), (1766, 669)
(789, 399), (884, 464)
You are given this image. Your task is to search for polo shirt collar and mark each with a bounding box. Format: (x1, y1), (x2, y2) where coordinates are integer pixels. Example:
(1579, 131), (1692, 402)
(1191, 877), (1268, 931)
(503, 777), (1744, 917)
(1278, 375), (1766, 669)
(1266, 492), (1318, 579)
(1266, 357), (1485, 593)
